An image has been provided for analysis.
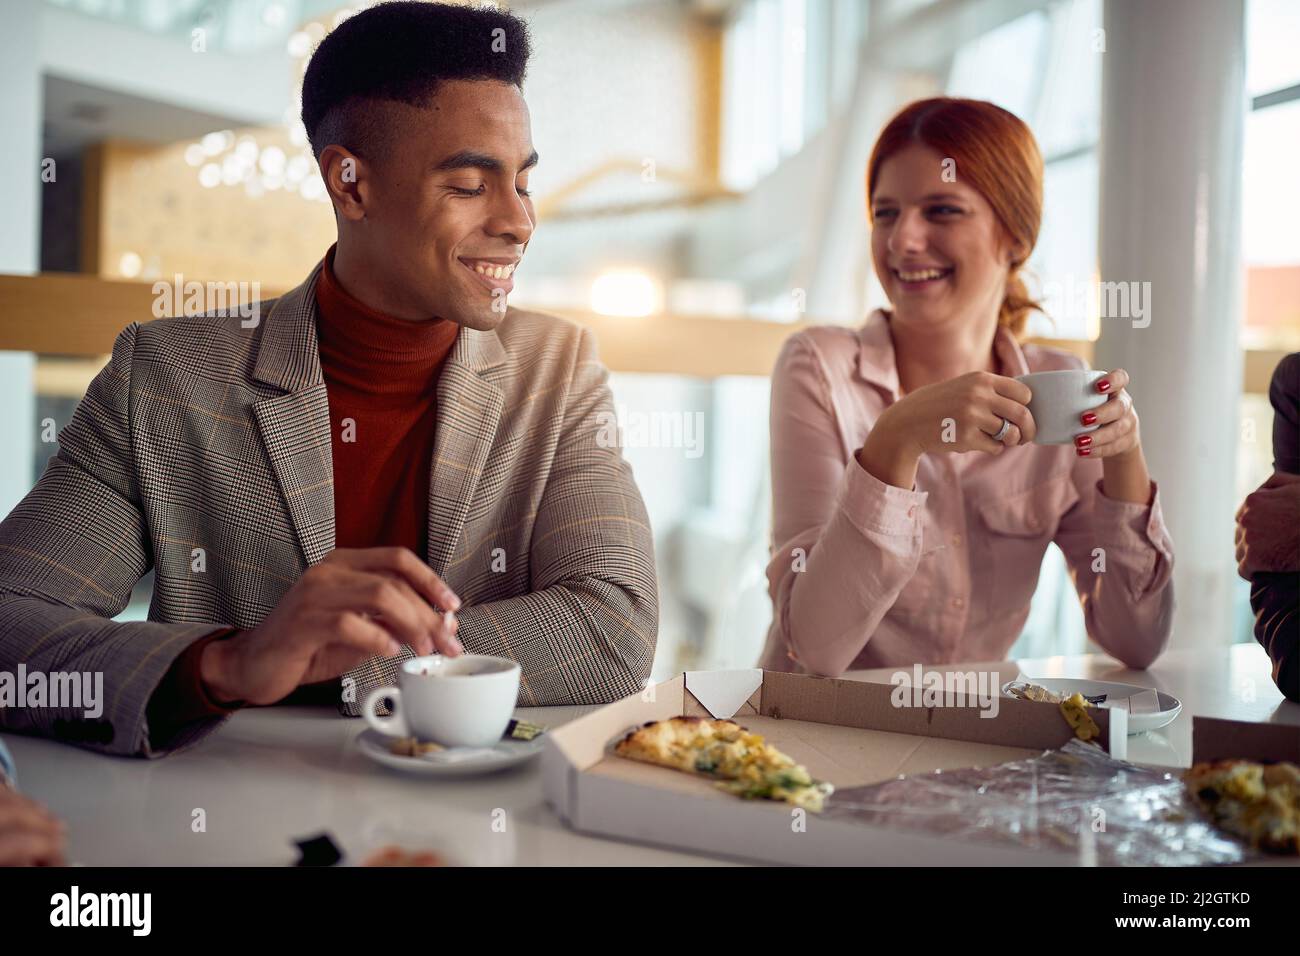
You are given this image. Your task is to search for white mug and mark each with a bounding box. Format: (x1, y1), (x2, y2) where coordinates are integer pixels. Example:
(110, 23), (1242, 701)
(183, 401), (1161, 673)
(363, 654), (521, 748)
(1014, 369), (1109, 445)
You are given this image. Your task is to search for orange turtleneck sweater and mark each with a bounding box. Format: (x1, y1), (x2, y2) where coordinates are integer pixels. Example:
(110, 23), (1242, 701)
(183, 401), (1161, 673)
(146, 246), (459, 741)
(315, 243), (461, 554)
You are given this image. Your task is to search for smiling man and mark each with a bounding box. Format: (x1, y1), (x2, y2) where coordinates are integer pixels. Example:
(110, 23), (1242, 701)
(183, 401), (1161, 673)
(0, 1), (658, 757)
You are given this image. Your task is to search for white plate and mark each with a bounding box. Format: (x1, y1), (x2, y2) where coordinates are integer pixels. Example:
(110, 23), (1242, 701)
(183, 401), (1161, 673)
(355, 729), (544, 778)
(1001, 677), (1182, 734)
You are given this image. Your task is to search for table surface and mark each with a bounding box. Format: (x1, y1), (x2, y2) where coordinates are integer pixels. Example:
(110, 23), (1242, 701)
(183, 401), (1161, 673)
(7, 644), (1297, 866)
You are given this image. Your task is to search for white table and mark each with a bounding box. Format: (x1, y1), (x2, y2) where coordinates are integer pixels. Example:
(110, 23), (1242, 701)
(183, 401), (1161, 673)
(6, 644), (1297, 866)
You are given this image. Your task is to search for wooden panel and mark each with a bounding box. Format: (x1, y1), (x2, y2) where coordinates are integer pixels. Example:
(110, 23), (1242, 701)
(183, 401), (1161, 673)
(2, 273), (1283, 390)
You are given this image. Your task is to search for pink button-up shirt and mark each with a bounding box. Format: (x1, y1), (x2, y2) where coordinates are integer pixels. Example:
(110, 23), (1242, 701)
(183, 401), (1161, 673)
(759, 310), (1175, 676)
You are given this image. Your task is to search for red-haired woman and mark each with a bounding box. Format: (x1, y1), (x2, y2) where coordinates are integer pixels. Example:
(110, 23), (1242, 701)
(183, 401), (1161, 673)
(760, 97), (1174, 676)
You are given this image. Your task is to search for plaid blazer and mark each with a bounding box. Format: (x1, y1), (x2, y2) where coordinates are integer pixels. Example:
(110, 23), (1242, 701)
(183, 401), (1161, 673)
(0, 261), (658, 757)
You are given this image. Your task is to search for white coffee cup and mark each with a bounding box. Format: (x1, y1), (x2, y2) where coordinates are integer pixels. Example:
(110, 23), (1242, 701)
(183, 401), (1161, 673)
(363, 654), (521, 748)
(1014, 369), (1109, 445)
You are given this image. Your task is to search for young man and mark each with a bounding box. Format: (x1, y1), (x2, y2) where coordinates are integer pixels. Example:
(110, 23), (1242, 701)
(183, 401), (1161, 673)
(0, 2), (657, 757)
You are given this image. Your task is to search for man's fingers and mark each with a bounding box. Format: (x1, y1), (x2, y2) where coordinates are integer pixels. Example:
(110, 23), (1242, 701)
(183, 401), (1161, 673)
(361, 573), (442, 656)
(350, 547), (461, 613)
(325, 570), (436, 651)
(433, 611), (464, 657)
(334, 609), (404, 658)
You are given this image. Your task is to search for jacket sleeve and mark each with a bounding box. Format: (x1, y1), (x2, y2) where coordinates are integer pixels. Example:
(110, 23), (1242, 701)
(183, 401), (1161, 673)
(765, 335), (927, 677)
(1249, 352), (1300, 701)
(340, 326), (658, 711)
(0, 323), (234, 756)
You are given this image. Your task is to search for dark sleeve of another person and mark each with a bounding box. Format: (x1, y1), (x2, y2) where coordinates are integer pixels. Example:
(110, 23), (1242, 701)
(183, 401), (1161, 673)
(1250, 352), (1300, 702)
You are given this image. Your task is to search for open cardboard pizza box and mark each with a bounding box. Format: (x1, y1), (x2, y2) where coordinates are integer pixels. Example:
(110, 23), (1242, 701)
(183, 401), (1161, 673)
(541, 669), (1300, 866)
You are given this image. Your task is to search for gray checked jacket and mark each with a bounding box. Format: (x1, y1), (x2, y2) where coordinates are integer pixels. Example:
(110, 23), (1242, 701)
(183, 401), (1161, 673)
(0, 260), (658, 756)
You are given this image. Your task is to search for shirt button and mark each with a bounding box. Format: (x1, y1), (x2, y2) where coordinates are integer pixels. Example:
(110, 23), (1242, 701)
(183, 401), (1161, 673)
(907, 506), (916, 518)
(952, 597), (965, 609)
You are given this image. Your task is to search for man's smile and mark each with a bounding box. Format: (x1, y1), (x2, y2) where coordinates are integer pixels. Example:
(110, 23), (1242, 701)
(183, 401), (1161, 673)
(458, 256), (518, 293)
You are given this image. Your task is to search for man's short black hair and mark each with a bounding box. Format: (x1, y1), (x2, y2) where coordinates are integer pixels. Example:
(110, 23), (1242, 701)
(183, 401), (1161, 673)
(301, 1), (531, 162)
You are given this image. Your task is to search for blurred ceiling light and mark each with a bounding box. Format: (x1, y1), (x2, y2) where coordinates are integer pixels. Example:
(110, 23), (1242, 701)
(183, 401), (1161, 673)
(201, 130), (233, 155)
(590, 270), (661, 318)
(183, 144), (206, 167)
(286, 30), (312, 57)
(258, 145), (287, 176)
(118, 251), (142, 278)
(198, 163), (222, 188)
(287, 154), (312, 181)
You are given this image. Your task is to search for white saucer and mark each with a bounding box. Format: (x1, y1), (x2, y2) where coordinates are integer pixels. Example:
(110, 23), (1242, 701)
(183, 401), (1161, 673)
(356, 728), (544, 778)
(1001, 677), (1182, 734)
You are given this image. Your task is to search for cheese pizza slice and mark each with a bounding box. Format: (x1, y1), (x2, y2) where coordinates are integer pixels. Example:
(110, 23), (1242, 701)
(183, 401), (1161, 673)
(1184, 759), (1300, 855)
(613, 716), (833, 812)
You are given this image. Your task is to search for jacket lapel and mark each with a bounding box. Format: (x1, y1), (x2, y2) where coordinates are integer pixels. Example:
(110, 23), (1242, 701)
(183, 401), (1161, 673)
(246, 260), (511, 575)
(425, 325), (507, 576)
(250, 262), (336, 568)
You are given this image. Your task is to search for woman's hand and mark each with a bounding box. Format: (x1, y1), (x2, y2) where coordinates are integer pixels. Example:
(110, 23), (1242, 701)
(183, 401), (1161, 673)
(856, 371), (1034, 489)
(1235, 472), (1300, 578)
(883, 370), (1036, 455)
(1074, 369), (1140, 459)
(1083, 369), (1155, 504)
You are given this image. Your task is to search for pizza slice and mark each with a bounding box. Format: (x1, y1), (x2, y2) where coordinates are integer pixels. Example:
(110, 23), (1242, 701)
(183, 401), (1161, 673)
(1184, 759), (1300, 855)
(613, 716), (833, 812)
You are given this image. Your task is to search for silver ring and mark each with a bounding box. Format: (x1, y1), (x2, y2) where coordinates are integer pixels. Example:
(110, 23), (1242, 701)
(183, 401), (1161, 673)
(991, 417), (1011, 442)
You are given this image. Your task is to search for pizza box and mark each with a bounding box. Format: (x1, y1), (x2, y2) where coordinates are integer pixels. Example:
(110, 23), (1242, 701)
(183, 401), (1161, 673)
(543, 668), (1128, 866)
(542, 669), (1300, 866)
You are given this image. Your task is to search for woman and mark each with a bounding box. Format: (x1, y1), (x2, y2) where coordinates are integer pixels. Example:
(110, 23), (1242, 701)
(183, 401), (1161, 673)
(760, 97), (1174, 677)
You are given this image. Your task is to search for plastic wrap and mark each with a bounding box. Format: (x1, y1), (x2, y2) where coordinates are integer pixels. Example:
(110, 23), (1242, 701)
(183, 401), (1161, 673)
(822, 739), (1248, 865)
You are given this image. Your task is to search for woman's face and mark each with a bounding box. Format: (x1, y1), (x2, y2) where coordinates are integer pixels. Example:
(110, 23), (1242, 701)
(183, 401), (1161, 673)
(869, 144), (1013, 331)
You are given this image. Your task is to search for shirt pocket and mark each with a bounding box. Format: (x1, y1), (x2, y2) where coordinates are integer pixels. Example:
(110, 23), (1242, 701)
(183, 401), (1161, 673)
(977, 472), (1080, 540)
(974, 473), (1080, 604)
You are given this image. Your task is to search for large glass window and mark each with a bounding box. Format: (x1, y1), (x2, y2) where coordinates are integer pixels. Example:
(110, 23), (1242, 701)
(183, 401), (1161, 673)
(1234, 0), (1300, 642)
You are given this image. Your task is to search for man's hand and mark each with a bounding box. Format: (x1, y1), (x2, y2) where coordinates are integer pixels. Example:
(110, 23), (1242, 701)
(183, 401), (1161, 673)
(200, 547), (463, 706)
(0, 787), (66, 866)
(1235, 472), (1300, 579)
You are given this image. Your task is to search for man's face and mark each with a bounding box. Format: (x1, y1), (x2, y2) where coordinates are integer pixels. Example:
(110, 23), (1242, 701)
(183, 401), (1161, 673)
(349, 80), (537, 330)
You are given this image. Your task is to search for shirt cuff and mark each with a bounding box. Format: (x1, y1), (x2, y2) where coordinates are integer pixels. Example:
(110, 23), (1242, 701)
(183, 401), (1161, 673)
(146, 627), (244, 749)
(1092, 478), (1172, 552)
(838, 454), (929, 536)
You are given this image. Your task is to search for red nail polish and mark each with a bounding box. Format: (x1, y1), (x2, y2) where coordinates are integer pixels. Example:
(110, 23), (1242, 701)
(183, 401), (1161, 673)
(1096, 379), (1111, 393)
(1075, 434), (1092, 446)
(1081, 412), (1098, 426)
(1077, 447), (1091, 456)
